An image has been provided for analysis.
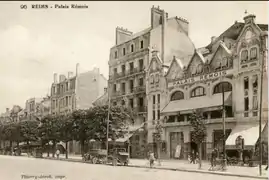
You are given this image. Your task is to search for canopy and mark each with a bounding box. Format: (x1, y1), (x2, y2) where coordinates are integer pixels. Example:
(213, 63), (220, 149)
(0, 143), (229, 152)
(226, 122), (267, 148)
(161, 92), (232, 114)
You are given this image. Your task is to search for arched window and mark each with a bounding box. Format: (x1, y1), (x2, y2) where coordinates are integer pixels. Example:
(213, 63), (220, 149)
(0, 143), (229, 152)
(250, 47), (257, 60)
(191, 86), (205, 98)
(213, 82), (232, 94)
(241, 50), (248, 62)
(171, 91), (184, 101)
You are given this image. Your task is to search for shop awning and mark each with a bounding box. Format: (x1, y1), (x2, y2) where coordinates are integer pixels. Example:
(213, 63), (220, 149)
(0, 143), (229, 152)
(128, 123), (145, 132)
(108, 133), (133, 143)
(226, 122), (267, 147)
(161, 92), (232, 114)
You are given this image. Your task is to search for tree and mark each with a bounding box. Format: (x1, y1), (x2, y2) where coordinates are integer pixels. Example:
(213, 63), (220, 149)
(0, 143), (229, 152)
(1, 122), (21, 150)
(19, 120), (39, 154)
(39, 115), (62, 157)
(153, 120), (163, 165)
(58, 114), (74, 159)
(189, 110), (207, 169)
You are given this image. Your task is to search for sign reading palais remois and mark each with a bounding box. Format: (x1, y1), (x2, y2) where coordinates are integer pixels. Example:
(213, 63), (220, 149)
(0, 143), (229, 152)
(168, 70), (230, 88)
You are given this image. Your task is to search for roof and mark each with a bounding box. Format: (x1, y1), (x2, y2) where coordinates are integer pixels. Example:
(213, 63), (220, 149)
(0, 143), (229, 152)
(161, 92), (232, 114)
(257, 24), (268, 31)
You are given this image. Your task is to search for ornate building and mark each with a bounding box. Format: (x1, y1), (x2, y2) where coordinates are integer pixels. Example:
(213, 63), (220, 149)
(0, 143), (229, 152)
(146, 13), (268, 160)
(108, 6), (195, 158)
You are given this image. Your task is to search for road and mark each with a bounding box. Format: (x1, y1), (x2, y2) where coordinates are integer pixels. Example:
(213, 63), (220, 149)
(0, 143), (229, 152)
(0, 155), (263, 180)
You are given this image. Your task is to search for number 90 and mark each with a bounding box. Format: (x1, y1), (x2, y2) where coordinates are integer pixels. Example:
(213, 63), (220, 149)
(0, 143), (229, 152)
(20, 5), (27, 9)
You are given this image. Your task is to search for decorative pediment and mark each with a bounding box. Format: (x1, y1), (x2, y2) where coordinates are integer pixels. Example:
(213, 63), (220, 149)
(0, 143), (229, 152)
(186, 52), (205, 76)
(148, 51), (163, 74)
(209, 42), (233, 71)
(165, 57), (184, 81)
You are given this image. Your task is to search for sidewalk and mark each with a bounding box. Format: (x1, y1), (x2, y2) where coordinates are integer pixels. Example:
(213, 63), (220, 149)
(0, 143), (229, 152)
(41, 154), (268, 179)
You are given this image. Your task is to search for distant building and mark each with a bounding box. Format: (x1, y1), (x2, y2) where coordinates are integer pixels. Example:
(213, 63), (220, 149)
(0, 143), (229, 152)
(92, 88), (108, 107)
(25, 97), (43, 121)
(108, 6), (195, 158)
(146, 13), (268, 160)
(50, 64), (107, 115)
(50, 64), (107, 154)
(0, 108), (11, 124)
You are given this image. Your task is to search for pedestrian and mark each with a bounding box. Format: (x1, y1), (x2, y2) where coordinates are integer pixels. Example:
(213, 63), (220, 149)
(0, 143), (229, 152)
(209, 148), (217, 171)
(190, 150), (196, 164)
(149, 151), (155, 168)
(56, 149), (60, 159)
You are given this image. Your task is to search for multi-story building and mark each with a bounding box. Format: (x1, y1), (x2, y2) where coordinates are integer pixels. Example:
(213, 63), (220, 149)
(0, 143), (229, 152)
(50, 64), (107, 154)
(50, 64), (107, 116)
(146, 13), (268, 160)
(108, 6), (195, 158)
(0, 108), (11, 124)
(25, 97), (43, 121)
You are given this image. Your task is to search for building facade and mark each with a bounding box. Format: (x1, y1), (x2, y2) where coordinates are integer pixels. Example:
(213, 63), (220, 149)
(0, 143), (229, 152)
(108, 6), (195, 158)
(146, 14), (268, 160)
(50, 64), (107, 154)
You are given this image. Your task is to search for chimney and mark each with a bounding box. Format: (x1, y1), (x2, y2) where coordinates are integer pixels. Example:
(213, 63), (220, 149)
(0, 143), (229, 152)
(104, 87), (107, 93)
(53, 73), (58, 83)
(76, 63), (80, 76)
(68, 72), (74, 78)
(115, 27), (133, 45)
(59, 74), (66, 82)
(151, 5), (168, 29)
(244, 14), (256, 24)
(211, 36), (217, 44)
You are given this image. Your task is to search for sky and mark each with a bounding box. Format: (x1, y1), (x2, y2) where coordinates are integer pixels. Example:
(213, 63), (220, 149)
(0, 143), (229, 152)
(0, 1), (268, 112)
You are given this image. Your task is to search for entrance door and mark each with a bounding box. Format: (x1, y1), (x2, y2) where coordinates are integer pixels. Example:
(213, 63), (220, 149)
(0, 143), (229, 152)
(190, 132), (206, 160)
(170, 132), (184, 159)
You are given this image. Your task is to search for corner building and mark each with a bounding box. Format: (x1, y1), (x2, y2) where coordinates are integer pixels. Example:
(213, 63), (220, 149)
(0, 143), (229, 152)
(108, 6), (195, 158)
(146, 14), (268, 160)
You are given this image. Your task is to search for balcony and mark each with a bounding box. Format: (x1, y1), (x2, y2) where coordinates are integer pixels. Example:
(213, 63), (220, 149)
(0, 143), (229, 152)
(109, 67), (145, 81)
(134, 86), (146, 93)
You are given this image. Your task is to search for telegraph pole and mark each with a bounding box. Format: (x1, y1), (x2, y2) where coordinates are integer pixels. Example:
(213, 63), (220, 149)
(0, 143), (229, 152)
(106, 92), (111, 161)
(258, 33), (266, 176)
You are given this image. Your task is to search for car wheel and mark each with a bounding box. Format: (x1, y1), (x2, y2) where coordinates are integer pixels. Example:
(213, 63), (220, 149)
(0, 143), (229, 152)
(92, 157), (97, 164)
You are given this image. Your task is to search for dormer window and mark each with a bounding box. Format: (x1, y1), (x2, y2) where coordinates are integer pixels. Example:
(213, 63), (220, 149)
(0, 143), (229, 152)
(221, 57), (228, 68)
(250, 47), (257, 60)
(155, 74), (160, 83)
(196, 64), (203, 74)
(241, 50), (248, 63)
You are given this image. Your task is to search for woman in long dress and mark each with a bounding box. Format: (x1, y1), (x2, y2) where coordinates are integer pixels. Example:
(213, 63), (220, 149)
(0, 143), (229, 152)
(174, 143), (181, 159)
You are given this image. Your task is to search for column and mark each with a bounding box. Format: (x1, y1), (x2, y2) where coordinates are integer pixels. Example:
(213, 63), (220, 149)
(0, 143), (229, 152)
(206, 129), (213, 160)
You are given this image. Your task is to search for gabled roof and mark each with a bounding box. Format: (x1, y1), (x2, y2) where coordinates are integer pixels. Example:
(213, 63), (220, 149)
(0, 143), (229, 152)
(147, 50), (163, 72)
(208, 41), (232, 64)
(165, 56), (185, 77)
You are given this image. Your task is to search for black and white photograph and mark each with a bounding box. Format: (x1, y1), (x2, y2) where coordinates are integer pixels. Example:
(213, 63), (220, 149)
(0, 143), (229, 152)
(0, 1), (268, 180)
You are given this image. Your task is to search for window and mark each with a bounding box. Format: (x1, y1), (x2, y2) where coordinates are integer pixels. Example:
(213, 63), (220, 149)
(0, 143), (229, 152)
(129, 62), (134, 72)
(250, 47), (257, 60)
(150, 75), (154, 84)
(129, 98), (134, 108)
(253, 96), (258, 110)
(155, 74), (160, 83)
(131, 44), (134, 52)
(139, 97), (144, 107)
(114, 68), (117, 75)
(171, 91), (184, 101)
(241, 50), (248, 62)
(69, 96), (71, 105)
(191, 87), (205, 98)
(213, 82), (232, 94)
(222, 57), (228, 68)
(121, 83), (125, 94)
(114, 51), (118, 58)
(123, 48), (126, 56)
(153, 110), (156, 120)
(252, 75), (258, 89)
(159, 16), (163, 25)
(66, 82), (69, 91)
(121, 65), (125, 75)
(157, 110), (160, 120)
(140, 40), (144, 49)
(157, 94), (160, 104)
(244, 97), (249, 111)
(129, 80), (134, 92)
(113, 84), (117, 92)
(139, 78), (143, 86)
(66, 96), (68, 106)
(244, 77), (249, 90)
(139, 59), (144, 71)
(153, 95), (156, 105)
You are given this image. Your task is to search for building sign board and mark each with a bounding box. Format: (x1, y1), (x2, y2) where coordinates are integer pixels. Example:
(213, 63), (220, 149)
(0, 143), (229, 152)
(168, 70), (230, 88)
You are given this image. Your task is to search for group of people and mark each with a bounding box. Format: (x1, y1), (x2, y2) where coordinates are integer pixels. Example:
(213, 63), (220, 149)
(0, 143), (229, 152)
(188, 150), (199, 164)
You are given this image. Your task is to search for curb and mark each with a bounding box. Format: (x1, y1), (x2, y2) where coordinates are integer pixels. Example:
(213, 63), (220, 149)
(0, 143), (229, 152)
(40, 157), (267, 179)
